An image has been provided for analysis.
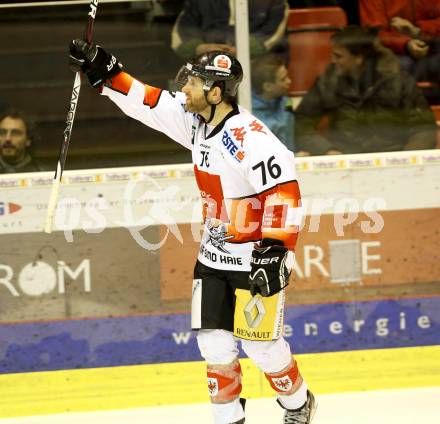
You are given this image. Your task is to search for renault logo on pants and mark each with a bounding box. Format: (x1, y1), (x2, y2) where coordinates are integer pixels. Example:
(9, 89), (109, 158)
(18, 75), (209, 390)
(244, 296), (266, 328)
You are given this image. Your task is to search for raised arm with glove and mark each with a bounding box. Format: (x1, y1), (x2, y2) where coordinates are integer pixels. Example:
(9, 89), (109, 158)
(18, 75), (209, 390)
(68, 39), (123, 88)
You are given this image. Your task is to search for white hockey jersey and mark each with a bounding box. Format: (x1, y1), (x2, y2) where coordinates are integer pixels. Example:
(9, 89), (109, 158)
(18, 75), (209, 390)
(102, 72), (302, 272)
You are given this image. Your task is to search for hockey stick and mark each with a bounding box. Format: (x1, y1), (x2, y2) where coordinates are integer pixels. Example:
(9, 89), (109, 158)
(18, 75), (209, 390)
(44, 0), (99, 234)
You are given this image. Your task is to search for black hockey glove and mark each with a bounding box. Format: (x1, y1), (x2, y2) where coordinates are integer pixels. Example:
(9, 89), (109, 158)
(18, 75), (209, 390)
(248, 239), (294, 297)
(68, 39), (122, 88)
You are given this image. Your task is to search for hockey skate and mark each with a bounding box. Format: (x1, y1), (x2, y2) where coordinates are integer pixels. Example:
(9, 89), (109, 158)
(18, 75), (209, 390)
(278, 390), (316, 424)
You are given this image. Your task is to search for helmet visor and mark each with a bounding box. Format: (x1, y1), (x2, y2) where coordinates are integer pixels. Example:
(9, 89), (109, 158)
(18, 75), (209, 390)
(174, 63), (214, 92)
(174, 64), (192, 90)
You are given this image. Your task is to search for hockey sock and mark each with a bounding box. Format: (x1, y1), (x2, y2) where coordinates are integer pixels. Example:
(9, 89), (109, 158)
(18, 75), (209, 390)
(277, 380), (308, 410)
(212, 398), (245, 424)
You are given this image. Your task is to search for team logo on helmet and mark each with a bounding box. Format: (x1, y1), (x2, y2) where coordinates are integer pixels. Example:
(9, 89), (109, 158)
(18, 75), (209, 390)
(214, 54), (231, 70)
(206, 54), (232, 75)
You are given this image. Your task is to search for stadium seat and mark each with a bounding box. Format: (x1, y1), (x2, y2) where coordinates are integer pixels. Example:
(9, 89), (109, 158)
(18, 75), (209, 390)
(287, 7), (348, 97)
(432, 105), (440, 121)
(287, 6), (348, 28)
(431, 105), (440, 148)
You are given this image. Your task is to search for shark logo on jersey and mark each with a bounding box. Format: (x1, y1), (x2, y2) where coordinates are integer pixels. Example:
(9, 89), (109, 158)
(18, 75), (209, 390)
(222, 131), (245, 162)
(205, 219), (234, 254)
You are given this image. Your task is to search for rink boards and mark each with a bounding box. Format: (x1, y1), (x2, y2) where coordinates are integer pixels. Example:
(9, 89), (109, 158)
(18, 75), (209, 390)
(0, 150), (440, 417)
(0, 296), (439, 374)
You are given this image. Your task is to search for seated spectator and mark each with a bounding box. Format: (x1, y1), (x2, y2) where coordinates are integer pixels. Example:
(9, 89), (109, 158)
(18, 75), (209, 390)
(295, 26), (436, 155)
(171, 0), (289, 60)
(0, 108), (45, 173)
(359, 0), (440, 96)
(251, 54), (309, 155)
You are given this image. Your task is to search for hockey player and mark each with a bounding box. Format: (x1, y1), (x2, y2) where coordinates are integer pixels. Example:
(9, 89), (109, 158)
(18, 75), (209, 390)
(69, 39), (316, 424)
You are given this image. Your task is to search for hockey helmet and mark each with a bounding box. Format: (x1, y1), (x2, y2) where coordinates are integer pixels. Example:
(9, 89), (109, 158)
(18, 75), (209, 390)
(175, 51), (243, 97)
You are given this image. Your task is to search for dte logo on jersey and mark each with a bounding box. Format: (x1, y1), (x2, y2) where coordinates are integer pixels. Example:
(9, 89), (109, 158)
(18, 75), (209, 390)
(222, 131), (245, 162)
(0, 202), (21, 216)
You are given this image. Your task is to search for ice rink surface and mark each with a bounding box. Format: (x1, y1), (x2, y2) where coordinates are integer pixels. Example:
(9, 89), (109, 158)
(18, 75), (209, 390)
(1, 387), (439, 424)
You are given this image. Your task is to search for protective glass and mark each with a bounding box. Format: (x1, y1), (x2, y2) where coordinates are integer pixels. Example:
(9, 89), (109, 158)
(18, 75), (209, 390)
(174, 64), (214, 92)
(174, 64), (192, 90)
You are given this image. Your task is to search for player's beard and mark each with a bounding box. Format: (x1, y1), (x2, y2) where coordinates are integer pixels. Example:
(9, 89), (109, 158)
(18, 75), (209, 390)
(185, 94), (209, 114)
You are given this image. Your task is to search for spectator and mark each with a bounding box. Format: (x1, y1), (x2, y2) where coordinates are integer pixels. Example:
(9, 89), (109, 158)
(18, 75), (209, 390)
(171, 0), (289, 59)
(359, 0), (440, 92)
(251, 54), (309, 155)
(295, 26), (436, 155)
(0, 108), (45, 173)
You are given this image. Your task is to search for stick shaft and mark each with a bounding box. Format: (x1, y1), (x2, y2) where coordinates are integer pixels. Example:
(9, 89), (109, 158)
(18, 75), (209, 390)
(56, 71), (82, 180)
(84, 0), (98, 43)
(44, 0), (99, 234)
(44, 72), (81, 233)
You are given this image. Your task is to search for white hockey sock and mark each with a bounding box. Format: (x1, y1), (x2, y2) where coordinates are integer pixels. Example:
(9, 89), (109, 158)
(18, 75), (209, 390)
(212, 398), (244, 424)
(277, 380), (308, 410)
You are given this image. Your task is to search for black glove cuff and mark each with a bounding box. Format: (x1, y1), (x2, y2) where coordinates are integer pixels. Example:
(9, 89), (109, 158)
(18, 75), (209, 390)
(254, 238), (287, 255)
(259, 238), (285, 248)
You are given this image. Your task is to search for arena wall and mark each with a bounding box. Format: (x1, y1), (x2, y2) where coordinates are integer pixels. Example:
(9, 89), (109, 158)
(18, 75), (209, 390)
(1, 150), (439, 417)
